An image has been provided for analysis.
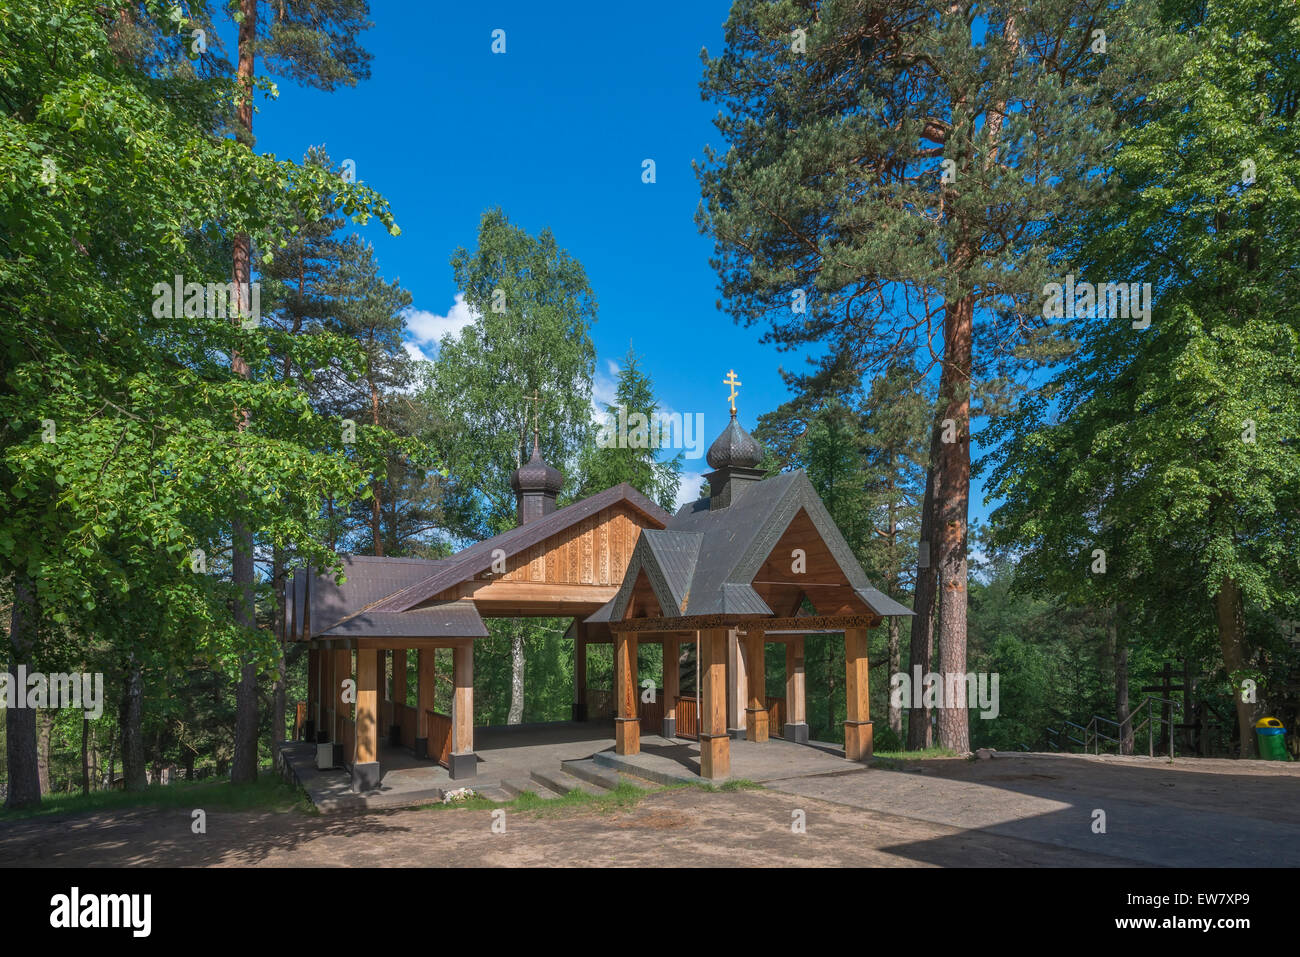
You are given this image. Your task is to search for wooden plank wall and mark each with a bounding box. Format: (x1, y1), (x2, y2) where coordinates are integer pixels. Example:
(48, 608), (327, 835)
(498, 506), (646, 588)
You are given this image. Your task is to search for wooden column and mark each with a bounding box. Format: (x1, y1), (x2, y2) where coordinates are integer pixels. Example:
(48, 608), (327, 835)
(416, 647), (435, 758)
(321, 645), (333, 742)
(726, 626), (746, 734)
(573, 620), (588, 721)
(745, 630), (768, 742)
(614, 631), (640, 755)
(306, 648), (319, 738)
(353, 647), (380, 790)
(662, 636), (679, 738)
(844, 626), (873, 761)
(699, 627), (730, 779)
(392, 649), (407, 707)
(333, 648), (350, 744)
(785, 635), (808, 743)
(450, 641), (476, 778)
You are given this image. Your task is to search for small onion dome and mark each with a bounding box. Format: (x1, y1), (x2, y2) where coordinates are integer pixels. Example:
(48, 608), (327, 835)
(510, 436), (564, 495)
(706, 410), (764, 470)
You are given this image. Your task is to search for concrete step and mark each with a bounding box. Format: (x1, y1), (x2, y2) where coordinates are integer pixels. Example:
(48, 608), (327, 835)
(466, 785), (513, 803)
(501, 776), (561, 800)
(559, 758), (622, 792)
(530, 767), (605, 797)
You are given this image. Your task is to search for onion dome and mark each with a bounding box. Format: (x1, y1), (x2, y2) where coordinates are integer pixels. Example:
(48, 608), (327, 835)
(510, 436), (564, 524)
(707, 410), (764, 470)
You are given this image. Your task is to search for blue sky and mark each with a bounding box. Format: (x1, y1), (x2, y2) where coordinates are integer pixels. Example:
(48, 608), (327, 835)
(247, 0), (995, 517)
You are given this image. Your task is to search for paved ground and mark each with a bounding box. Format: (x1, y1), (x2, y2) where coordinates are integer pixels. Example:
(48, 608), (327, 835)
(2, 751), (1297, 867)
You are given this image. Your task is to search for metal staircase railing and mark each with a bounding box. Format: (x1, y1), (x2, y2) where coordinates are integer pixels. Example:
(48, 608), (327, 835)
(1045, 695), (1183, 757)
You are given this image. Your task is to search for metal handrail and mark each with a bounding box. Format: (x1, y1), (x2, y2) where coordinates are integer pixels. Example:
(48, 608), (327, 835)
(1046, 695), (1183, 757)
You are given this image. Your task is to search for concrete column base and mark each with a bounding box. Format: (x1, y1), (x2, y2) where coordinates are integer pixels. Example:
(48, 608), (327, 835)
(662, 716), (676, 739)
(784, 721), (809, 745)
(448, 751), (477, 780)
(302, 719), (315, 742)
(350, 761), (381, 792)
(727, 727), (746, 740)
(414, 736), (428, 759)
(572, 701), (587, 722)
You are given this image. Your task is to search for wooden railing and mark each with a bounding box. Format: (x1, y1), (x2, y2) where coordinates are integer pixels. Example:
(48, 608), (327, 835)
(587, 688), (615, 719)
(639, 690), (664, 735)
(427, 710), (452, 768)
(338, 718), (355, 767)
(676, 696), (699, 740)
(397, 703), (417, 750)
(765, 696), (786, 733)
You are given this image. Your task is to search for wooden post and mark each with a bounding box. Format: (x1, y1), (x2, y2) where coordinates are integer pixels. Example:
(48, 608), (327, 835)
(353, 647), (380, 790)
(320, 645), (333, 742)
(699, 628), (730, 779)
(844, 626), (872, 761)
(450, 641), (476, 779)
(663, 636), (680, 738)
(615, 631), (640, 755)
(306, 648), (319, 739)
(726, 626), (746, 735)
(392, 649), (407, 706)
(573, 620), (588, 721)
(745, 630), (768, 742)
(333, 648), (350, 745)
(785, 636), (808, 743)
(416, 647), (435, 758)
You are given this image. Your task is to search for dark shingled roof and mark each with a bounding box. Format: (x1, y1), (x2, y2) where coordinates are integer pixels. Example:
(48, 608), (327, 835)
(364, 482), (671, 615)
(319, 601), (487, 638)
(588, 470), (913, 624)
(305, 555), (451, 638)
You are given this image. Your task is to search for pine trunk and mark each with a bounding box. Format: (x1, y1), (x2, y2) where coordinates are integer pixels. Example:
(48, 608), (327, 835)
(906, 465), (937, 750)
(229, 0), (260, 787)
(4, 577), (41, 808)
(1111, 603), (1133, 755)
(933, 293), (973, 754)
(81, 716), (90, 796)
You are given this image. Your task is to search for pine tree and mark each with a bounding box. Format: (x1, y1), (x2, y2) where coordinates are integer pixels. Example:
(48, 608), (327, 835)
(576, 347), (684, 512)
(697, 0), (1165, 751)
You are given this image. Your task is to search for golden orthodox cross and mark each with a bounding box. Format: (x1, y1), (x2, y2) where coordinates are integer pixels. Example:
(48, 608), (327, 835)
(723, 370), (742, 413)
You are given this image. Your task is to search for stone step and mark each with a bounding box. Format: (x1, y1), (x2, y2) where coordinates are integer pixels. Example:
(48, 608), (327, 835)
(465, 785), (512, 803)
(530, 767), (605, 797)
(559, 758), (622, 792)
(501, 776), (561, 800)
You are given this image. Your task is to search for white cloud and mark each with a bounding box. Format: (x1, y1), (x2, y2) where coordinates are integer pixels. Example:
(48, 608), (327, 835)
(674, 470), (707, 510)
(402, 293), (478, 358)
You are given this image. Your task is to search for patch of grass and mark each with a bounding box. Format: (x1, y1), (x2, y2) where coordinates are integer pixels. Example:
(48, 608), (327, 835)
(418, 778), (653, 818)
(0, 772), (309, 823)
(690, 777), (762, 793)
(872, 747), (959, 761)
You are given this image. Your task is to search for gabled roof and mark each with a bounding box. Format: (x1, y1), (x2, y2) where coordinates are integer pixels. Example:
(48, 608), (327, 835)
(588, 470), (913, 624)
(363, 482), (671, 615)
(306, 555), (451, 638)
(319, 601), (487, 639)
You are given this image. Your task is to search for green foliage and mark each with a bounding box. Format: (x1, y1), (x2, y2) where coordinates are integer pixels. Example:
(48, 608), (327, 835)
(576, 347), (683, 512)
